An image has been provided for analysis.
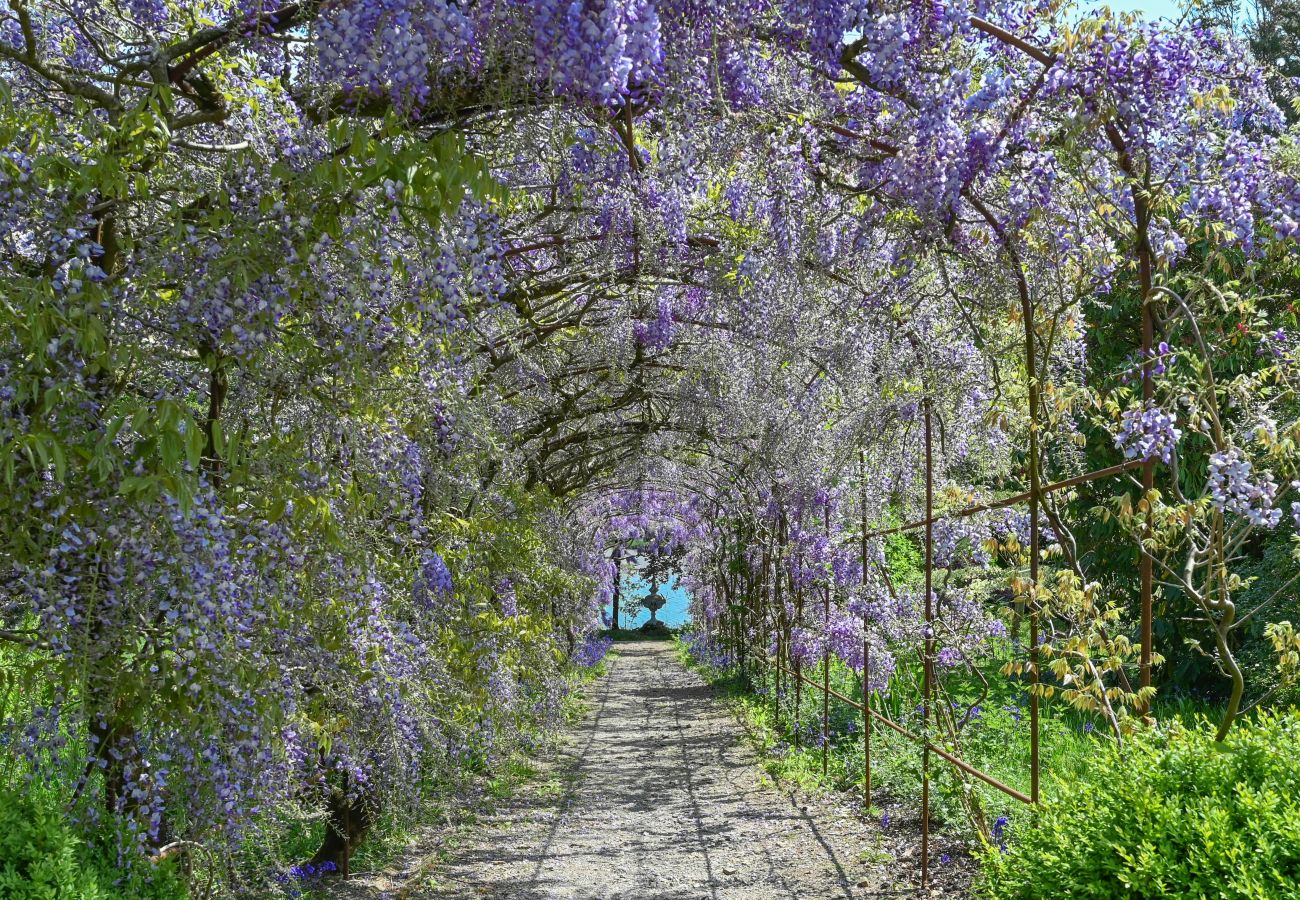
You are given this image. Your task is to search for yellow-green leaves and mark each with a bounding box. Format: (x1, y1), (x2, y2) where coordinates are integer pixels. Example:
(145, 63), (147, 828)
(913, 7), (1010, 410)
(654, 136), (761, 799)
(1265, 621), (1300, 686)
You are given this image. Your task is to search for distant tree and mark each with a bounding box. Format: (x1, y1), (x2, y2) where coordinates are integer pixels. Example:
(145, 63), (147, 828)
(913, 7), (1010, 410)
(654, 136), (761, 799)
(1205, 0), (1300, 120)
(642, 546), (685, 592)
(1251, 0), (1300, 118)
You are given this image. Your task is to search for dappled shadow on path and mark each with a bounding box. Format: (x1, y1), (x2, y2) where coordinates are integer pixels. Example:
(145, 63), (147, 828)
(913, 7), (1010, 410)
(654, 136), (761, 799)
(426, 642), (887, 899)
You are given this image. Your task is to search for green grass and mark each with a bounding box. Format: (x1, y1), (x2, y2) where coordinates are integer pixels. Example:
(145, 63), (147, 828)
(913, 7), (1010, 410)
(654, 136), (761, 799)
(676, 634), (1221, 844)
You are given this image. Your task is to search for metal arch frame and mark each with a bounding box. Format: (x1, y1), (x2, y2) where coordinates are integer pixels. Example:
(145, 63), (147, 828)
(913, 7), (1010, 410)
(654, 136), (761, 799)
(717, 437), (1153, 888)
(543, 14), (1163, 889)
(703, 226), (1156, 884)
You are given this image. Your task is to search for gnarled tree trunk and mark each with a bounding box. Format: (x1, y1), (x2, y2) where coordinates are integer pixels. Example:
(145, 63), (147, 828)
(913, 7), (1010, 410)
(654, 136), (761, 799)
(309, 779), (374, 877)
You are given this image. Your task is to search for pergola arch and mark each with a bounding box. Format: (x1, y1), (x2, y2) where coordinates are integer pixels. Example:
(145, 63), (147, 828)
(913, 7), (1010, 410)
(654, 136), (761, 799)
(4, 0), (1295, 886)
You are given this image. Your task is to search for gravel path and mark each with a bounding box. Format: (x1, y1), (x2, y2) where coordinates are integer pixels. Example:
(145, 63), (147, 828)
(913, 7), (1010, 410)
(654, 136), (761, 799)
(402, 642), (903, 899)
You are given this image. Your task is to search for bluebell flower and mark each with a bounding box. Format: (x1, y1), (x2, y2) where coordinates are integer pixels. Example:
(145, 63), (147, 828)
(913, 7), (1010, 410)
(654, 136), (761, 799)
(992, 815), (1010, 852)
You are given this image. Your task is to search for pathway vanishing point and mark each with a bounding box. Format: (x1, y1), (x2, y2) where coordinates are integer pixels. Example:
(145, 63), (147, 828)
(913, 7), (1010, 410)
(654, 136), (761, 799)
(342, 642), (912, 899)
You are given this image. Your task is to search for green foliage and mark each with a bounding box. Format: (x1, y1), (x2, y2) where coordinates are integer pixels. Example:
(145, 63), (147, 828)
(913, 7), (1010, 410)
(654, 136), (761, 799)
(885, 530), (923, 586)
(1237, 532), (1300, 706)
(1075, 245), (1300, 706)
(0, 786), (186, 899)
(980, 711), (1300, 900)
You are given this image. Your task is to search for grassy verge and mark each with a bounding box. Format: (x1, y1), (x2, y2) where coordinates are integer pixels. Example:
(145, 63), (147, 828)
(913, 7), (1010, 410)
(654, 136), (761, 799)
(674, 631), (1220, 851)
(293, 656), (611, 896)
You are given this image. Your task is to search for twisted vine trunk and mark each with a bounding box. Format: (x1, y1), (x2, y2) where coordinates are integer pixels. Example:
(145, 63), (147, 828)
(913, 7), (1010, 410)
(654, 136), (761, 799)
(309, 779), (375, 876)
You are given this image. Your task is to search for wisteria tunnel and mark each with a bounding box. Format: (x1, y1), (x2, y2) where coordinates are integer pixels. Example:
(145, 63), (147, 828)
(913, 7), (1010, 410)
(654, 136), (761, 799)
(2, 0), (1300, 897)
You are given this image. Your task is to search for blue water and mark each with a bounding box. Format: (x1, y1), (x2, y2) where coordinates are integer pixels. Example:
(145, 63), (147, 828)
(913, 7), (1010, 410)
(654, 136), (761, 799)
(608, 570), (692, 628)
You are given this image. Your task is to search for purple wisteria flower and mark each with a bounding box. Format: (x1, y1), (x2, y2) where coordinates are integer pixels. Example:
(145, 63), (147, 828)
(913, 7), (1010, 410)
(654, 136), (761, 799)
(934, 518), (990, 569)
(1208, 448), (1281, 528)
(413, 552), (454, 606)
(1114, 404), (1181, 464)
(497, 577), (518, 617)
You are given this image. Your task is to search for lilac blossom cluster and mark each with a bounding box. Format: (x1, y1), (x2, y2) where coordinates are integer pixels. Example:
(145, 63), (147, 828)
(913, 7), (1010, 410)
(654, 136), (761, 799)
(497, 577), (519, 617)
(1208, 448), (1282, 528)
(989, 509), (1058, 548)
(1114, 404), (1182, 465)
(633, 291), (678, 351)
(826, 606), (897, 693)
(682, 628), (736, 670)
(414, 552), (454, 607)
(933, 518), (990, 569)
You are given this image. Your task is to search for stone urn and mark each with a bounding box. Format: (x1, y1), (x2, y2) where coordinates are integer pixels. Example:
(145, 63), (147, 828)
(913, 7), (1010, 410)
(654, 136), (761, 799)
(643, 581), (666, 621)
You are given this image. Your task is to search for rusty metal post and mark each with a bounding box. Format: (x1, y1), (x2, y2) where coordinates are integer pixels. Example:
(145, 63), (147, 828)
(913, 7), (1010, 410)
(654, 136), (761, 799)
(860, 450), (872, 808)
(1139, 255), (1155, 717)
(1017, 250), (1043, 806)
(769, 520), (780, 733)
(823, 504), (831, 778)
(921, 398), (934, 889)
(1028, 445), (1041, 799)
(794, 572), (803, 749)
(1030, 519), (1041, 806)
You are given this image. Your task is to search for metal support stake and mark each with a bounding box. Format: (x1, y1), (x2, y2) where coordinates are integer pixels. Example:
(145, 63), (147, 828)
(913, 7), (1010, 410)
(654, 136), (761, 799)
(860, 449), (872, 808)
(921, 397), (934, 889)
(823, 505), (831, 779)
(1027, 422), (1041, 800)
(1139, 260), (1155, 717)
(794, 575), (803, 749)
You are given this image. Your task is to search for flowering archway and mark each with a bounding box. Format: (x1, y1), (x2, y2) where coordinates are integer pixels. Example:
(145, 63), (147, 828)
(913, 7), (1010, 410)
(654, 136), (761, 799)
(2, 0), (1299, 890)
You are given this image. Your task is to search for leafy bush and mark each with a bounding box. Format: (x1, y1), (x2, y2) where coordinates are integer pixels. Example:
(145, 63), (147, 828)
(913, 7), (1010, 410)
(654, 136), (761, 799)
(0, 787), (186, 899)
(980, 710), (1300, 899)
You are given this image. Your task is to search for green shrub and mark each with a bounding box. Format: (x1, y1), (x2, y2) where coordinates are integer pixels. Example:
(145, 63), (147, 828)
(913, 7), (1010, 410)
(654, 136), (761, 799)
(979, 710), (1300, 900)
(0, 786), (186, 899)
